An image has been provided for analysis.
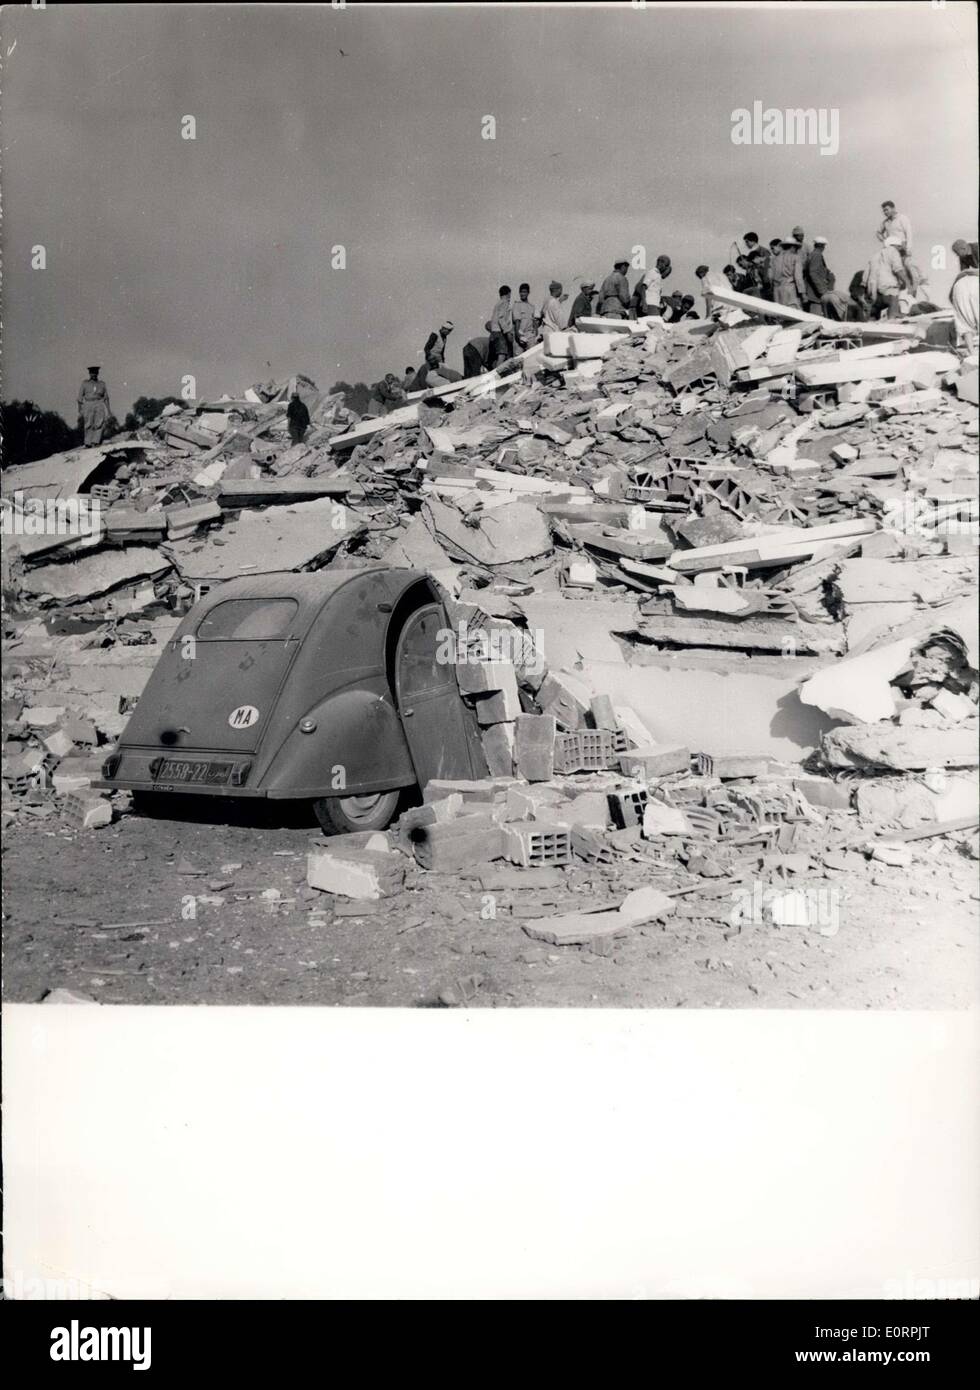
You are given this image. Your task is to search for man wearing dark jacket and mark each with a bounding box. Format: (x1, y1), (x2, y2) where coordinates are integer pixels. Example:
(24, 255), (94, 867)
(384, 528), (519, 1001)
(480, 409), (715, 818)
(803, 236), (849, 318)
(286, 390), (311, 444)
(568, 282), (596, 327)
(598, 259), (631, 318)
(744, 233), (772, 300)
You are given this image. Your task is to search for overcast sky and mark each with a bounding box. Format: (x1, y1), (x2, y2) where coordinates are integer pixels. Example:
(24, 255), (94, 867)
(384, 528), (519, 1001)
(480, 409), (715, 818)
(2, 2), (977, 421)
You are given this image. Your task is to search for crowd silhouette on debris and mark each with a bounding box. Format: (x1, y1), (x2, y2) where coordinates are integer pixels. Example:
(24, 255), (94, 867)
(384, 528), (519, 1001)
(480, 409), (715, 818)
(367, 198), (978, 411)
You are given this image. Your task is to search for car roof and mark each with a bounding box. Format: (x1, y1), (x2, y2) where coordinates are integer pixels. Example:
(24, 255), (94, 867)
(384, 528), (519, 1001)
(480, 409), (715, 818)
(192, 566), (426, 628)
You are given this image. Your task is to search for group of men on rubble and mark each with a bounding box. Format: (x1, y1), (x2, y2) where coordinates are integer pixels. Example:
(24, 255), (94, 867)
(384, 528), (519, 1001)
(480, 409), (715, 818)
(76, 192), (980, 446)
(713, 201), (977, 335)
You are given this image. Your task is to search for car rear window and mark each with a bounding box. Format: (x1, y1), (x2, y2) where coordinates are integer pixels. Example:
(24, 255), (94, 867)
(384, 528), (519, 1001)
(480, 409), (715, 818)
(196, 598), (299, 640)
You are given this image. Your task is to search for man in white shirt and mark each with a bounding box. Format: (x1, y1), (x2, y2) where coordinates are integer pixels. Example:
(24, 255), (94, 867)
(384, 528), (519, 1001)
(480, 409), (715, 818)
(539, 281), (568, 334)
(877, 200), (912, 254)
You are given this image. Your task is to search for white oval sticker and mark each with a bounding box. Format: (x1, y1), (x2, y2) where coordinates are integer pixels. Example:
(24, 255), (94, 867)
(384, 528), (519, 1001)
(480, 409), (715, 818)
(228, 705), (259, 729)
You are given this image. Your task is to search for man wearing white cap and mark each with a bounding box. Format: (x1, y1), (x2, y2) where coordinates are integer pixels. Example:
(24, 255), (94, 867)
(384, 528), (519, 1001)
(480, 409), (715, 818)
(865, 237), (911, 319)
(423, 322), (455, 366)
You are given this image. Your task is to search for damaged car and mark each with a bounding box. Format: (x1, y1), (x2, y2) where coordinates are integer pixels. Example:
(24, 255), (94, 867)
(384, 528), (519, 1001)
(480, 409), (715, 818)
(97, 567), (486, 832)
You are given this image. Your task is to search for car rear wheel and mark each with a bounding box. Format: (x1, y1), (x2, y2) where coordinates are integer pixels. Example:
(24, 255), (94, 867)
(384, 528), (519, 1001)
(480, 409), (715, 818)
(313, 790), (401, 836)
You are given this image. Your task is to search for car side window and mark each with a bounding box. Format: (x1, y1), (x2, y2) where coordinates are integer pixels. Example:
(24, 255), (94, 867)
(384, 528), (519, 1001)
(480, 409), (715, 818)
(397, 607), (454, 695)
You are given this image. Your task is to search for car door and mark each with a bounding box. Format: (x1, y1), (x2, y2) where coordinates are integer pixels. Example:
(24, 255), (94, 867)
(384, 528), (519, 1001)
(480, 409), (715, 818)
(393, 603), (484, 786)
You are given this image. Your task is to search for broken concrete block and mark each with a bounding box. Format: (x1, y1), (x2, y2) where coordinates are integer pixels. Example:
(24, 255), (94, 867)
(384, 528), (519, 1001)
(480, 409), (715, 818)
(22, 706), (66, 730)
(504, 822), (573, 867)
(481, 723), (515, 777)
(590, 694), (618, 730)
(521, 910), (629, 946)
(642, 800), (691, 836)
(793, 777), (853, 812)
(515, 714), (556, 782)
(565, 558), (598, 587)
(559, 791), (609, 830)
(165, 499), (223, 540)
(474, 682), (522, 725)
(618, 885), (677, 925)
(422, 778), (504, 804)
(608, 785), (649, 828)
(954, 369), (979, 406)
(505, 784), (564, 820)
(618, 744), (690, 779)
(65, 791), (113, 830)
(537, 672), (590, 729)
(544, 331), (615, 359)
(42, 728), (75, 759)
(52, 758), (99, 794)
(410, 817), (506, 872)
(930, 689), (976, 722)
(307, 847), (405, 899)
(612, 705), (657, 749)
(829, 442), (858, 466)
(871, 842), (914, 867)
(855, 780), (940, 828)
(394, 796), (464, 850)
(455, 660), (519, 697)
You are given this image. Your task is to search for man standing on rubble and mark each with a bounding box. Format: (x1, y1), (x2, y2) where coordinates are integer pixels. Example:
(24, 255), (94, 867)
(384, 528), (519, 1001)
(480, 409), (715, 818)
(744, 233), (772, 299)
(512, 284), (539, 351)
(286, 389), (311, 443)
(77, 366), (111, 446)
(598, 259), (631, 318)
(804, 237), (849, 319)
(488, 286), (515, 367)
(770, 237), (806, 308)
(791, 225), (812, 265)
(632, 255), (672, 317)
(568, 280), (596, 327)
(949, 239), (979, 351)
(877, 200), (912, 253)
(694, 264), (712, 316)
(539, 281), (568, 335)
(423, 322), (454, 366)
(864, 237), (911, 319)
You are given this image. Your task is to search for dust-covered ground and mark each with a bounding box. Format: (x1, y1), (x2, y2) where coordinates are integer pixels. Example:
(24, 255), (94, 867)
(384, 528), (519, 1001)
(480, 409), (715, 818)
(3, 797), (977, 1009)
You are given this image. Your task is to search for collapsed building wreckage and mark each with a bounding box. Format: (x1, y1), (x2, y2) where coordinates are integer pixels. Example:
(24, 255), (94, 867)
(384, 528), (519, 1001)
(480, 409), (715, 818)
(2, 281), (978, 942)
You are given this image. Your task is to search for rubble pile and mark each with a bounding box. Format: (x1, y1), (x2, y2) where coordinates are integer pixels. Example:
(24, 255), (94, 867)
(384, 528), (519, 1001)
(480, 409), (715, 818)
(3, 285), (978, 939)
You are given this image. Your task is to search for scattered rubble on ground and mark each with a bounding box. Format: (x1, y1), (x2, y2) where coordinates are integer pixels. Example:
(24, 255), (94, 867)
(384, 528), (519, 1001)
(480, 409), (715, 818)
(3, 292), (978, 976)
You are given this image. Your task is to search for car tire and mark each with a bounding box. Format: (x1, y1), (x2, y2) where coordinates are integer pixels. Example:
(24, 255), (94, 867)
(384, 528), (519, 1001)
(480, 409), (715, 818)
(313, 790), (402, 836)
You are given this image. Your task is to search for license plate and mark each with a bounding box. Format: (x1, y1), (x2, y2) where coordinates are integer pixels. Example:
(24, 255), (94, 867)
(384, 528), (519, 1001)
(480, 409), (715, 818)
(154, 758), (233, 785)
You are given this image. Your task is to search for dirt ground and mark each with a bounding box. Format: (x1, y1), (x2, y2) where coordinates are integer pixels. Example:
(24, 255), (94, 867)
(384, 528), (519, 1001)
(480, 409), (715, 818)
(3, 794), (977, 1010)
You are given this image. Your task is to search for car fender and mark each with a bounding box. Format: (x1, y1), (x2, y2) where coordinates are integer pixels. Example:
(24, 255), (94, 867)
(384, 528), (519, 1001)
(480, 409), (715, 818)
(259, 680), (416, 799)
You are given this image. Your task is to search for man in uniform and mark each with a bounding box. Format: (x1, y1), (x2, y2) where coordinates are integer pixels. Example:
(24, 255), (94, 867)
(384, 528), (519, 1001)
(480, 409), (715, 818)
(77, 366), (111, 446)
